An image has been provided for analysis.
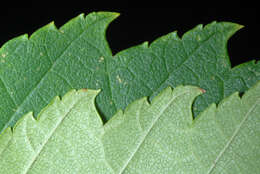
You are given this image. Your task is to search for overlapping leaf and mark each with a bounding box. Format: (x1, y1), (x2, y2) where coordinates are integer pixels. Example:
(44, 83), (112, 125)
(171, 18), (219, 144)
(103, 83), (260, 174)
(0, 89), (114, 173)
(0, 82), (259, 173)
(0, 12), (260, 133)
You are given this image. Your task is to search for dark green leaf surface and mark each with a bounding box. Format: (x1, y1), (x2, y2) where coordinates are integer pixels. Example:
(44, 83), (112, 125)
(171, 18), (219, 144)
(0, 12), (259, 132)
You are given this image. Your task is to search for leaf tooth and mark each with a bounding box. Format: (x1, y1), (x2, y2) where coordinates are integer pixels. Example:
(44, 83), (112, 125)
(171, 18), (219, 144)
(0, 34), (28, 52)
(29, 21), (58, 41)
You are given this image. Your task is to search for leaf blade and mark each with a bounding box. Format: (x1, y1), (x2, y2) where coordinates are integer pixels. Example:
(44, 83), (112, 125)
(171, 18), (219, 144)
(103, 86), (203, 173)
(0, 13), (260, 133)
(0, 89), (115, 174)
(1, 83), (260, 173)
(102, 82), (260, 173)
(0, 12), (118, 132)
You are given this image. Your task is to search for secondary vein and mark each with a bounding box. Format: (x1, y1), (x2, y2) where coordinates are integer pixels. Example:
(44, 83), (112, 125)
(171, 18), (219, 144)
(206, 98), (260, 174)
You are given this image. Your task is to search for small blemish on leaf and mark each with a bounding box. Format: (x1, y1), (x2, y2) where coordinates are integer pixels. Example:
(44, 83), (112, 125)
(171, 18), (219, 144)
(199, 88), (206, 93)
(81, 88), (88, 92)
(2, 53), (7, 58)
(116, 75), (123, 83)
(196, 35), (201, 41)
(99, 56), (104, 63)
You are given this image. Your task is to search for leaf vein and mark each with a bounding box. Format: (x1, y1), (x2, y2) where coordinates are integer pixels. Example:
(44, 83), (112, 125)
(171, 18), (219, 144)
(0, 76), (18, 106)
(23, 96), (85, 174)
(152, 31), (217, 96)
(0, 16), (108, 133)
(119, 91), (190, 173)
(207, 98), (260, 174)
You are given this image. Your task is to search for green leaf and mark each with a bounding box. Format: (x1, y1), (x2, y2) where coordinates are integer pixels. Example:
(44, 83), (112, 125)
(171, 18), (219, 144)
(0, 12), (119, 132)
(0, 89), (114, 173)
(1, 83), (259, 173)
(0, 12), (260, 133)
(103, 83), (260, 174)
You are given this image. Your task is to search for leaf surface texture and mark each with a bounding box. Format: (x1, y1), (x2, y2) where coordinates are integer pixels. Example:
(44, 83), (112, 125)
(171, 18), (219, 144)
(0, 83), (259, 173)
(0, 12), (260, 132)
(0, 89), (113, 173)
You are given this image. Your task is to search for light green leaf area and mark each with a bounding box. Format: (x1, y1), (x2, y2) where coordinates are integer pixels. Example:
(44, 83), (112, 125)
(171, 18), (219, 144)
(0, 11), (260, 133)
(0, 89), (114, 173)
(0, 83), (259, 173)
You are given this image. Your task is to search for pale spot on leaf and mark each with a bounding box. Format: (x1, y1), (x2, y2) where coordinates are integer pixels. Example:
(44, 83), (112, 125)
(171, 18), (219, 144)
(2, 53), (6, 58)
(99, 56), (104, 63)
(117, 75), (123, 83)
(196, 35), (201, 41)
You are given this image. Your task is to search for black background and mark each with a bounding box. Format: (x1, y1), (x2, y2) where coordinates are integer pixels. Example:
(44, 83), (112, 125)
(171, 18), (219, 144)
(0, 8), (258, 67)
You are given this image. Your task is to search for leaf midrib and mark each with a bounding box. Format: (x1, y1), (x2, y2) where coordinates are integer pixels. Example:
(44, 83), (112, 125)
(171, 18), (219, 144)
(206, 98), (260, 174)
(119, 90), (190, 173)
(22, 96), (86, 174)
(151, 31), (217, 97)
(0, 16), (109, 133)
